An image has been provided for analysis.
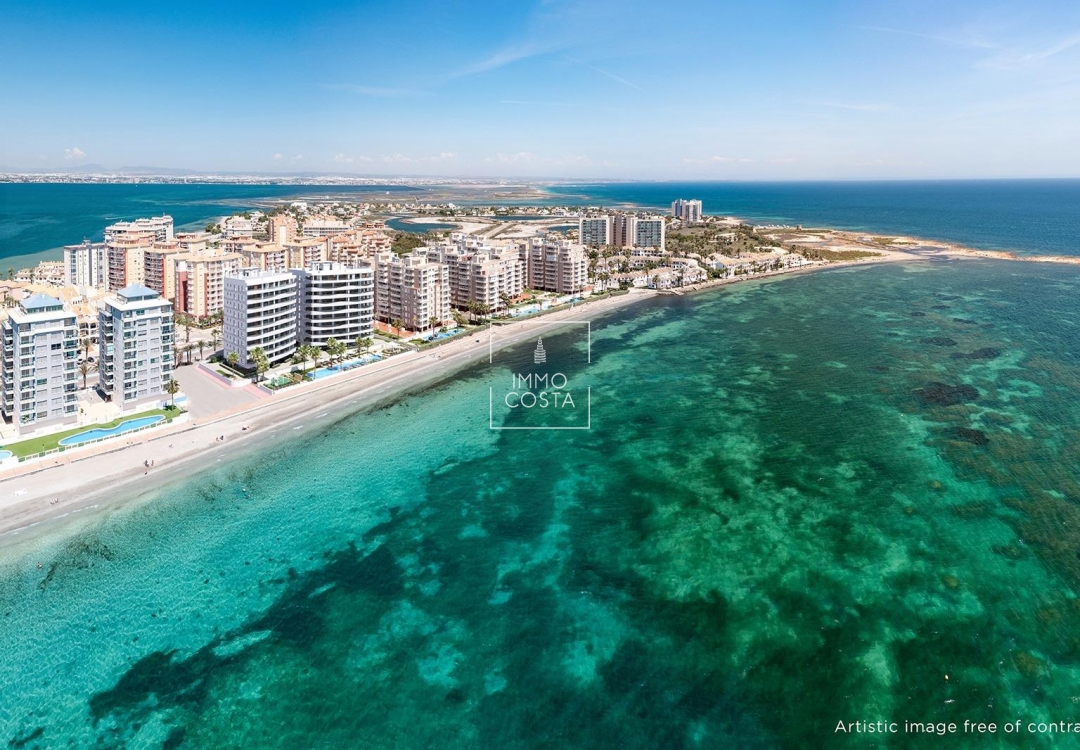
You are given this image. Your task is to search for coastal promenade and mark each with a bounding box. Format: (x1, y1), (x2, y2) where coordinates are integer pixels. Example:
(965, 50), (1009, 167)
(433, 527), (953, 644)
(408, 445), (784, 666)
(0, 235), (968, 545)
(0, 289), (655, 543)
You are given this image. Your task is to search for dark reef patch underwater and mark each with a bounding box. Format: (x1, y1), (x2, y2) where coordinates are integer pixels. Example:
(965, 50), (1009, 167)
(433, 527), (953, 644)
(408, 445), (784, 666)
(4, 259), (1080, 748)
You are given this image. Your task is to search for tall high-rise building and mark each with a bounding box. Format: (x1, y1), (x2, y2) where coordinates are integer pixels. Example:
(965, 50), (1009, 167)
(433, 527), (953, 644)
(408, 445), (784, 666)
(223, 269), (298, 367)
(173, 252), (243, 319)
(63, 240), (107, 288)
(635, 216), (666, 249)
(292, 262), (374, 347)
(374, 251), (451, 331)
(431, 245), (524, 312)
(98, 285), (174, 410)
(613, 215), (637, 248)
(142, 245), (186, 303)
(284, 238), (328, 269)
(521, 236), (590, 294)
(0, 294), (78, 436)
(579, 216), (613, 247)
(105, 234), (154, 291)
(671, 199), (703, 223)
(267, 214), (299, 245)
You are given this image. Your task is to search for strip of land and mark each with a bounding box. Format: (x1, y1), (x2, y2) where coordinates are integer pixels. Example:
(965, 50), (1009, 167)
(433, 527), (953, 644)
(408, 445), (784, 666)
(0, 289), (656, 543)
(4, 222), (1054, 547)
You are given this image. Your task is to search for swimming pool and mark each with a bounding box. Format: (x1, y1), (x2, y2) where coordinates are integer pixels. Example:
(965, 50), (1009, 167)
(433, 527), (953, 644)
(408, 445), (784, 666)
(310, 354), (383, 380)
(424, 327), (462, 341)
(0, 450), (11, 460)
(58, 415), (166, 447)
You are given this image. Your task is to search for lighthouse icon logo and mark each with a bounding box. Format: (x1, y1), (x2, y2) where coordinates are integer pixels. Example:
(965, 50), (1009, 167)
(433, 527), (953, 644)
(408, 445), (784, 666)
(533, 336), (547, 365)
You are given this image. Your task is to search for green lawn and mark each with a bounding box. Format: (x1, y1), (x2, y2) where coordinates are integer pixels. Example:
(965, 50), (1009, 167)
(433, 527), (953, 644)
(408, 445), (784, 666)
(3, 407), (179, 458)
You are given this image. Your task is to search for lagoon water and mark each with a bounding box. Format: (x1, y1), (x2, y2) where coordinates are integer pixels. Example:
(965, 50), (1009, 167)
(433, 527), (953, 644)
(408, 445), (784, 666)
(4, 180), (1080, 272)
(4, 258), (1080, 747)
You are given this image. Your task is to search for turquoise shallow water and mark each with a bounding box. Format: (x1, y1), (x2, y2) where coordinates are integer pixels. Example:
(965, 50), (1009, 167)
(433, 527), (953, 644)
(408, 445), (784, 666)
(4, 259), (1080, 748)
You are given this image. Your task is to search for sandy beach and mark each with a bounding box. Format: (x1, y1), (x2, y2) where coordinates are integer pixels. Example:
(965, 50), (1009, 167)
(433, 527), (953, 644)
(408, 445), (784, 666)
(0, 238), (968, 545)
(0, 289), (656, 543)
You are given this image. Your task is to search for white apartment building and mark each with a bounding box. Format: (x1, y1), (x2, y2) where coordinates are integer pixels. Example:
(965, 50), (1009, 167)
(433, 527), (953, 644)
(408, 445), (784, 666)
(635, 216), (666, 249)
(302, 217), (349, 238)
(104, 215), (174, 243)
(292, 262), (374, 348)
(98, 284), (174, 409)
(63, 240), (107, 289)
(284, 238), (328, 269)
(671, 199), (703, 223)
(579, 216), (613, 247)
(613, 215), (637, 248)
(222, 215), (256, 239)
(521, 236), (590, 294)
(237, 243), (288, 272)
(223, 269), (298, 367)
(0, 294), (78, 436)
(374, 251), (451, 331)
(431, 246), (524, 311)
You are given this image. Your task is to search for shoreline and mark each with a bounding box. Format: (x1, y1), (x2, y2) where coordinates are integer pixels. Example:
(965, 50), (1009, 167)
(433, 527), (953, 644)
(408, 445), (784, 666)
(2, 210), (1072, 547)
(0, 289), (656, 545)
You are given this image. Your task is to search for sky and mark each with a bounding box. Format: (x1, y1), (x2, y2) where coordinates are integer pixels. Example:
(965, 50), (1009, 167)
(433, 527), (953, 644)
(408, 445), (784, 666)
(1, 0), (1079, 180)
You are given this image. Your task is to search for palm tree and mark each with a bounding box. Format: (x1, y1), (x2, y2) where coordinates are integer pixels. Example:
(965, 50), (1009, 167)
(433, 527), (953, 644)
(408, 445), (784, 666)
(182, 342), (197, 365)
(354, 336), (372, 355)
(183, 321), (192, 343)
(250, 347), (269, 383)
(5, 268), (12, 281)
(310, 345), (326, 371)
(164, 378), (180, 407)
(77, 360), (98, 389)
(326, 337), (345, 364)
(291, 348), (309, 374)
(210, 327), (221, 355)
(197, 340), (206, 361)
(79, 335), (92, 359)
(226, 351), (240, 368)
(428, 316), (441, 335)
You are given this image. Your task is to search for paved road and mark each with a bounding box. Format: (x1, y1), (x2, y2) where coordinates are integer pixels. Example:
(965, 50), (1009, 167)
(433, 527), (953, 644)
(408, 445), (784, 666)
(173, 365), (259, 419)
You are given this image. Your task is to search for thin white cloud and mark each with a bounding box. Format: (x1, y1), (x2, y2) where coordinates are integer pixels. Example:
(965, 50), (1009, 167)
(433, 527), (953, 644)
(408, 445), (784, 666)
(291, 154), (303, 162)
(322, 83), (417, 97)
(64, 147), (86, 161)
(455, 41), (562, 78)
(501, 99), (574, 107)
(980, 31), (1080, 68)
(577, 61), (642, 90)
(381, 152), (456, 163)
(682, 156), (753, 165)
(486, 152), (538, 163)
(811, 101), (893, 112)
(333, 153), (373, 164)
(273, 153), (283, 161)
(860, 25), (997, 50)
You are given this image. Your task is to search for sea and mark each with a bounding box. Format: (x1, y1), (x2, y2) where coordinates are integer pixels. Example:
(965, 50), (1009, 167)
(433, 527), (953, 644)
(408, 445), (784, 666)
(2, 181), (1080, 748)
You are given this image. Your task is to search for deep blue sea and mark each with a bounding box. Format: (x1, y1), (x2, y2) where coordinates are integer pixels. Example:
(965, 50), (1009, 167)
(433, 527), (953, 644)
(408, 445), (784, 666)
(2, 180), (1079, 271)
(4, 179), (1080, 747)
(0, 183), (420, 271)
(546, 180), (1080, 257)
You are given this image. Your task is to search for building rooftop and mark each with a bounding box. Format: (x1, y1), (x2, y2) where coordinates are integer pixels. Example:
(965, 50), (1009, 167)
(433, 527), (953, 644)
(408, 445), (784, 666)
(21, 292), (64, 312)
(117, 283), (160, 301)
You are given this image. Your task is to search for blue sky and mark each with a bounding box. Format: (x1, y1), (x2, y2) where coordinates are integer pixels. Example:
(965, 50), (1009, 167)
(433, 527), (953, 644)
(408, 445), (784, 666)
(2, 0), (1079, 179)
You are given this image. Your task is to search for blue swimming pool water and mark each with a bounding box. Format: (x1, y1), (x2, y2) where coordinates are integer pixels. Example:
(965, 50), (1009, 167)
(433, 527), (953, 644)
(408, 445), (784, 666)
(310, 354), (382, 380)
(58, 415), (166, 446)
(0, 450), (11, 460)
(425, 328), (462, 341)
